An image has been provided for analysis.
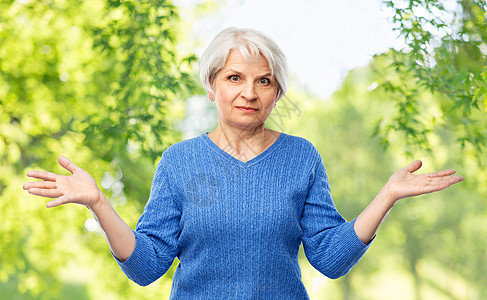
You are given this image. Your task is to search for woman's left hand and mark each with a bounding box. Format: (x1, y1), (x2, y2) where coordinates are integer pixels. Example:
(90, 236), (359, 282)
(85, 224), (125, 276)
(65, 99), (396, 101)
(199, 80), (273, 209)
(384, 160), (464, 202)
(354, 159), (463, 244)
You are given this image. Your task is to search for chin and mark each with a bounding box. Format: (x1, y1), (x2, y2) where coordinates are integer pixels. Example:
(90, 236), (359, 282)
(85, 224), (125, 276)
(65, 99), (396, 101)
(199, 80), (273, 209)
(227, 120), (265, 131)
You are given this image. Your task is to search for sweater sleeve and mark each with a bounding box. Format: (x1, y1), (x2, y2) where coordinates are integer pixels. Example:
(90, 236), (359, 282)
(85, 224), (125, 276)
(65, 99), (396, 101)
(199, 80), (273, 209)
(113, 153), (181, 286)
(301, 154), (370, 279)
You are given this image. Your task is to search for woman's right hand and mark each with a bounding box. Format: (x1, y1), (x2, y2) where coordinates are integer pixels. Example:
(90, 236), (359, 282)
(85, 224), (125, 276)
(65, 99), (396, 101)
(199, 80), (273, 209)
(23, 156), (104, 209)
(24, 156), (136, 261)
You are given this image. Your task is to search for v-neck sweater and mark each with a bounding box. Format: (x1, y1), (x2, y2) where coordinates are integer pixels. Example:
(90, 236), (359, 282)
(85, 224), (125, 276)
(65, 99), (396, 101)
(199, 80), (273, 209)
(115, 132), (370, 299)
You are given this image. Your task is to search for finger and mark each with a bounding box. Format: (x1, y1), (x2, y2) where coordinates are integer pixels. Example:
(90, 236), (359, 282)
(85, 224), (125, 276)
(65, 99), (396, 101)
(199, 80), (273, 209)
(406, 160), (422, 173)
(58, 156), (80, 174)
(46, 196), (68, 208)
(23, 181), (57, 190)
(427, 169), (456, 178)
(449, 175), (464, 184)
(429, 175), (463, 187)
(27, 188), (63, 198)
(424, 175), (464, 193)
(26, 171), (57, 181)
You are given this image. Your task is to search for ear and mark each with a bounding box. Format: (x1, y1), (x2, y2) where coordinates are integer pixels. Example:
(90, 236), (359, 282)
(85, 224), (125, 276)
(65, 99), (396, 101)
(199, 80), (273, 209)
(273, 95), (280, 106)
(208, 91), (214, 101)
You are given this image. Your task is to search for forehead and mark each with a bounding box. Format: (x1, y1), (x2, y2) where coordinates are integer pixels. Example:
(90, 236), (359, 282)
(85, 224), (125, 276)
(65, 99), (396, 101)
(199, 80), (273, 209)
(221, 50), (270, 71)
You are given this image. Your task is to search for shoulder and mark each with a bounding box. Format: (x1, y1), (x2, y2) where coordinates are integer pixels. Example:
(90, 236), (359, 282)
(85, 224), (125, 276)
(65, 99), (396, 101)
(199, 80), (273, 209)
(281, 133), (321, 157)
(156, 134), (204, 167)
(276, 133), (323, 169)
(165, 135), (200, 153)
(164, 133), (206, 156)
(283, 133), (315, 147)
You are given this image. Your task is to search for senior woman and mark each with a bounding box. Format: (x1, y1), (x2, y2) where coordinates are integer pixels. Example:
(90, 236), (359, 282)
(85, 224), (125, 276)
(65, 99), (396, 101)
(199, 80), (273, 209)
(23, 27), (463, 299)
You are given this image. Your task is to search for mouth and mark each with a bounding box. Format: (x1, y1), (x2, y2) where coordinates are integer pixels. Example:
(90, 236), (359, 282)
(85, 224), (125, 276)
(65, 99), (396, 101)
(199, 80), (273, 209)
(235, 106), (259, 113)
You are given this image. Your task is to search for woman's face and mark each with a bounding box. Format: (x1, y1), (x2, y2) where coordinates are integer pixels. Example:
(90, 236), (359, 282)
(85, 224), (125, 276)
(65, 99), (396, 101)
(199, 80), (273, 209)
(209, 50), (278, 131)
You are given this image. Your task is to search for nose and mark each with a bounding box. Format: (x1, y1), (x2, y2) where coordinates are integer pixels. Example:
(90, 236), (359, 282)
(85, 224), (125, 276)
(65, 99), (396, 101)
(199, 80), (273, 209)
(240, 81), (257, 101)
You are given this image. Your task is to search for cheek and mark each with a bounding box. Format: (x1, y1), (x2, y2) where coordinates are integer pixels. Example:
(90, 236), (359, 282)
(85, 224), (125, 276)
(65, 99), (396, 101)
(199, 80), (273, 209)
(216, 86), (238, 103)
(265, 103), (276, 115)
(263, 92), (277, 108)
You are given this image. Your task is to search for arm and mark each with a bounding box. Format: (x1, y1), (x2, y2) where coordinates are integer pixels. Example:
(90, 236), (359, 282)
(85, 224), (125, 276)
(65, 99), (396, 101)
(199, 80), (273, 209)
(301, 157), (370, 279)
(24, 155), (180, 286)
(301, 156), (463, 279)
(23, 156), (135, 261)
(354, 160), (464, 244)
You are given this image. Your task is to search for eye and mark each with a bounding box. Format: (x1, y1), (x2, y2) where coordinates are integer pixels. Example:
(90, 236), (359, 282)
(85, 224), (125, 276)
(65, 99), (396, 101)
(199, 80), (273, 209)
(229, 75), (240, 82)
(259, 78), (270, 85)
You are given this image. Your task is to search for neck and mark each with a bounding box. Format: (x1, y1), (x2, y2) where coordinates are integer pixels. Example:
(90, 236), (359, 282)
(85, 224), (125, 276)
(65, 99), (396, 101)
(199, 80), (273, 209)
(208, 124), (279, 162)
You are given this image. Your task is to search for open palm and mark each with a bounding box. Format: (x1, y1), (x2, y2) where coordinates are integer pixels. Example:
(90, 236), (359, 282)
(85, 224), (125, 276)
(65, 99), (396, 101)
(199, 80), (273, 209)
(23, 156), (102, 208)
(385, 160), (464, 201)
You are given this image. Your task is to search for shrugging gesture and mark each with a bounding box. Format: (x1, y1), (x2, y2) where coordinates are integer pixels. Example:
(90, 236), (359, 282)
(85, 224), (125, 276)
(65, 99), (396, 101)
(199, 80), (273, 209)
(354, 160), (464, 244)
(23, 156), (136, 261)
(20, 27), (467, 297)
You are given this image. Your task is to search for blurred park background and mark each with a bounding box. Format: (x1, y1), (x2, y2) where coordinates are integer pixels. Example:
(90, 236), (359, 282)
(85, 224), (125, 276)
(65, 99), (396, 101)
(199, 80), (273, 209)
(1, 0), (486, 299)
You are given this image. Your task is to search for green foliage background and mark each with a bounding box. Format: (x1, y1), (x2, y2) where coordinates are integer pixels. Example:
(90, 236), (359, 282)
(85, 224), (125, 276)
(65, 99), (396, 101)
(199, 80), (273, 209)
(283, 57), (486, 299)
(1, 0), (486, 299)
(1, 0), (195, 298)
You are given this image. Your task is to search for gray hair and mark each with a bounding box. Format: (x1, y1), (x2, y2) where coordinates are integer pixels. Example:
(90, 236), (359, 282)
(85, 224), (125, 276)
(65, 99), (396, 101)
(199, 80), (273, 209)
(199, 27), (288, 100)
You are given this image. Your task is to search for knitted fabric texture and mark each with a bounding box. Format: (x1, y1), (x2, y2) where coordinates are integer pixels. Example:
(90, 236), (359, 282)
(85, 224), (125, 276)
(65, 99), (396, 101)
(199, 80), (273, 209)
(115, 132), (370, 299)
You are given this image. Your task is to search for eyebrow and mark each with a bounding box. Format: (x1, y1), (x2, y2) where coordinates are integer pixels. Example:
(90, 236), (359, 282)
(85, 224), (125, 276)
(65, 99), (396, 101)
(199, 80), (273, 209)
(223, 68), (272, 78)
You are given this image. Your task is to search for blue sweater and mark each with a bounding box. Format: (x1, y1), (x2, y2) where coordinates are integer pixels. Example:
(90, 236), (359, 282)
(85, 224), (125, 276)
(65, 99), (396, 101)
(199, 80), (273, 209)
(115, 132), (370, 299)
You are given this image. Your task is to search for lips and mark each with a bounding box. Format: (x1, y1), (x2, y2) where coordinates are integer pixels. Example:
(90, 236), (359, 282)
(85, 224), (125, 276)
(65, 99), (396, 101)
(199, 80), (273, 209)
(236, 106), (258, 113)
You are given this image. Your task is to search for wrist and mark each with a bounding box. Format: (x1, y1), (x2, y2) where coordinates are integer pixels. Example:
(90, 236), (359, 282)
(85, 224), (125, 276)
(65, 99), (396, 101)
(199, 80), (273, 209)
(89, 191), (110, 213)
(377, 183), (398, 209)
